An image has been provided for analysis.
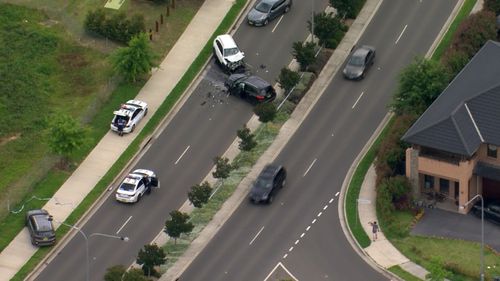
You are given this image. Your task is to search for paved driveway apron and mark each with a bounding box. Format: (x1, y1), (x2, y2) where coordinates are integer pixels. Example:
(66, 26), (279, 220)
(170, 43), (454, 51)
(411, 208), (500, 251)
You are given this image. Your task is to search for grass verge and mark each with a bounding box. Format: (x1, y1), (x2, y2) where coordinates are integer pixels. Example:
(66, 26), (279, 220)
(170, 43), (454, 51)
(10, 0), (248, 280)
(388, 265), (423, 281)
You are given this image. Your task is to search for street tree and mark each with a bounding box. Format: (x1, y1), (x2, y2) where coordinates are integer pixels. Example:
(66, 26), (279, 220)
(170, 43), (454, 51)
(48, 113), (89, 161)
(188, 181), (212, 208)
(136, 244), (166, 277)
(390, 56), (449, 116)
(237, 124), (257, 151)
(212, 156), (233, 180)
(292, 41), (316, 71)
(329, 0), (365, 18)
(277, 67), (300, 93)
(254, 102), (277, 123)
(164, 210), (194, 244)
(308, 12), (347, 48)
(111, 33), (157, 82)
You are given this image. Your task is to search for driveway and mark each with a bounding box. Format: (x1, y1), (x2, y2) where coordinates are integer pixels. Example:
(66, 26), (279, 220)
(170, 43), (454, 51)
(411, 208), (500, 251)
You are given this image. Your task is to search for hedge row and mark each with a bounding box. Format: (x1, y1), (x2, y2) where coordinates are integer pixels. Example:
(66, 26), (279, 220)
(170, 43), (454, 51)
(84, 9), (145, 44)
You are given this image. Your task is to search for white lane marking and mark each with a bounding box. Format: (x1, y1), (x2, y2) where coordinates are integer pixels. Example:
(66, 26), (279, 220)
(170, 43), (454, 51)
(300, 233), (305, 238)
(323, 205), (328, 210)
(289, 246), (294, 252)
(352, 92), (364, 109)
(306, 226), (311, 231)
(331, 132), (335, 137)
(329, 198), (334, 204)
(303, 158), (317, 177)
(175, 145), (190, 165)
(295, 240), (299, 245)
(395, 24), (408, 44)
(312, 219), (317, 224)
(116, 216), (132, 234)
(272, 15), (284, 33)
(249, 226), (265, 245)
(283, 254), (288, 259)
(317, 212), (322, 217)
(335, 192), (340, 197)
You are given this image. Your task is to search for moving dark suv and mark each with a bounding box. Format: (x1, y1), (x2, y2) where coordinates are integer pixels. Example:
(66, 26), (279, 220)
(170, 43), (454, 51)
(225, 74), (276, 104)
(26, 209), (56, 246)
(249, 164), (287, 204)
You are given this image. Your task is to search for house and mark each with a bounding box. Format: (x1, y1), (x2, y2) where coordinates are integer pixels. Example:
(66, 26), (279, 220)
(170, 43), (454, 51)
(403, 40), (500, 214)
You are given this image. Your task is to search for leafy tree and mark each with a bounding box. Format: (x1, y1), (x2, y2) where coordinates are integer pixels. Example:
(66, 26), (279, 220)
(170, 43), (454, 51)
(292, 41), (316, 71)
(484, 0), (500, 15)
(329, 0), (365, 18)
(104, 265), (148, 281)
(48, 113), (89, 160)
(212, 156), (233, 180)
(277, 67), (300, 93)
(136, 244), (166, 277)
(237, 124), (257, 151)
(308, 12), (347, 48)
(254, 102), (277, 123)
(111, 33), (158, 82)
(188, 181), (212, 208)
(84, 9), (106, 34)
(390, 56), (449, 116)
(164, 211), (194, 244)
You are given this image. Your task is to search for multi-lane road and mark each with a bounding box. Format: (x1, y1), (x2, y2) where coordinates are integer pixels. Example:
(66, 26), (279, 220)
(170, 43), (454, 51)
(33, 1), (329, 280)
(180, 0), (457, 280)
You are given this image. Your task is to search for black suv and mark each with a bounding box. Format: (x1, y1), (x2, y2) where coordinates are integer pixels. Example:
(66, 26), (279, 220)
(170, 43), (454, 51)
(225, 74), (276, 104)
(472, 200), (500, 224)
(26, 209), (56, 246)
(249, 164), (287, 204)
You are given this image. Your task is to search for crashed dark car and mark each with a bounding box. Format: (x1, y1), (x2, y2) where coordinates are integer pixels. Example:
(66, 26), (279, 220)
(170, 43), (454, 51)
(249, 164), (286, 204)
(225, 74), (276, 104)
(472, 200), (500, 224)
(26, 209), (56, 246)
(343, 45), (376, 80)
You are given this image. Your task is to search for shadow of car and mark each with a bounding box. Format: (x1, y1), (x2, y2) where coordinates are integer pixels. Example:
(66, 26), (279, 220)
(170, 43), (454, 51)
(343, 45), (376, 80)
(472, 200), (500, 225)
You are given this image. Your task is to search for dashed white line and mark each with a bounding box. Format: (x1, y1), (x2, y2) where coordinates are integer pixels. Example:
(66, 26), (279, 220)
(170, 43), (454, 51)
(272, 15), (284, 33)
(312, 219), (317, 224)
(329, 198), (334, 203)
(295, 240), (299, 245)
(395, 24), (408, 44)
(300, 233), (305, 238)
(303, 158), (317, 177)
(317, 212), (322, 217)
(175, 145), (190, 165)
(283, 254), (288, 259)
(352, 92), (364, 109)
(306, 226), (311, 231)
(323, 205), (328, 210)
(116, 216), (132, 234)
(335, 192), (340, 197)
(249, 226), (265, 245)
(289, 247), (294, 252)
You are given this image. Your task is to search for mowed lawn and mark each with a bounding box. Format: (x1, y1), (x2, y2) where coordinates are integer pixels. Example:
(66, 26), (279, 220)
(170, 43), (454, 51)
(0, 0), (205, 249)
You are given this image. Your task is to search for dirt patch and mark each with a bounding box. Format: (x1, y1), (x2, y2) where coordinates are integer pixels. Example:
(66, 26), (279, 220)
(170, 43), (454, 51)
(0, 133), (21, 147)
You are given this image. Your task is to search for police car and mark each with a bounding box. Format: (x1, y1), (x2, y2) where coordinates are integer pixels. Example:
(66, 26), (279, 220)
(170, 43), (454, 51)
(115, 169), (159, 203)
(110, 100), (148, 134)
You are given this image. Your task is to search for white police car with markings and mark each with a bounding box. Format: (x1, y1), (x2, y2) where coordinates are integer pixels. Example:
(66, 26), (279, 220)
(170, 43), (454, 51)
(115, 169), (159, 203)
(110, 100), (148, 135)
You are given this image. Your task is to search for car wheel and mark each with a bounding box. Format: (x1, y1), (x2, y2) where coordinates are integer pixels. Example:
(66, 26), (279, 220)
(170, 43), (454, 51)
(284, 5), (290, 13)
(264, 19), (269, 26)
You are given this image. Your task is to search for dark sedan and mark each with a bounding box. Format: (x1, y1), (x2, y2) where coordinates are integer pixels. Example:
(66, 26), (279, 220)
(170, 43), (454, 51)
(225, 73), (276, 103)
(472, 200), (500, 224)
(26, 209), (56, 246)
(343, 45), (376, 80)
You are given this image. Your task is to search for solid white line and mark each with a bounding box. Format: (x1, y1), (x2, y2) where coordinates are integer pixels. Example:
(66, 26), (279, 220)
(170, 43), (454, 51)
(329, 198), (334, 203)
(318, 212), (322, 217)
(335, 192), (340, 197)
(323, 205), (328, 210)
(395, 24), (408, 44)
(289, 246), (294, 252)
(272, 15), (284, 33)
(312, 219), (317, 224)
(175, 145), (190, 165)
(295, 240), (299, 245)
(306, 226), (311, 231)
(303, 158), (317, 177)
(300, 233), (305, 238)
(279, 262), (300, 281)
(352, 92), (364, 109)
(249, 226), (265, 245)
(116, 216), (132, 234)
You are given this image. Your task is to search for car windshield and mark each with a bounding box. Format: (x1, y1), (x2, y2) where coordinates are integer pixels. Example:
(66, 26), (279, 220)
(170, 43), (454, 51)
(33, 216), (53, 232)
(119, 182), (136, 191)
(224, 47), (240, 57)
(349, 54), (365, 66)
(255, 2), (272, 12)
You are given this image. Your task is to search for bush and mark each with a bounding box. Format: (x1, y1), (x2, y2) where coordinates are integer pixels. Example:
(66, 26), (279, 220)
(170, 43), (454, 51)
(287, 72), (315, 104)
(292, 41), (316, 71)
(377, 176), (412, 223)
(84, 9), (145, 43)
(254, 102), (277, 123)
(484, 0), (500, 15)
(309, 12), (347, 49)
(330, 0), (366, 19)
(277, 67), (300, 93)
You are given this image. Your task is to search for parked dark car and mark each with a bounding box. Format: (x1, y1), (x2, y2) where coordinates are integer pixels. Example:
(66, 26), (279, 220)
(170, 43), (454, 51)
(343, 45), (376, 80)
(26, 209), (56, 246)
(247, 0), (292, 26)
(472, 200), (500, 224)
(225, 74), (276, 103)
(249, 164), (287, 204)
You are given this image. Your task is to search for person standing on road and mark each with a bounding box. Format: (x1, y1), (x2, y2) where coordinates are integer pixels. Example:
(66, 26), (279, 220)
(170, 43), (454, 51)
(369, 221), (379, 241)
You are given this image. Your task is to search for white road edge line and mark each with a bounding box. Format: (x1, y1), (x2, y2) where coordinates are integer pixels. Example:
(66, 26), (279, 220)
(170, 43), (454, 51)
(249, 226), (265, 245)
(116, 216), (132, 234)
(303, 158), (317, 177)
(352, 91), (364, 109)
(272, 15), (284, 33)
(175, 145), (190, 165)
(395, 24), (408, 44)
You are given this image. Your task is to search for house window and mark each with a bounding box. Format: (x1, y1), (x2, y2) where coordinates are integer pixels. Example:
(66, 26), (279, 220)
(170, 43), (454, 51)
(487, 144), (497, 158)
(440, 178), (450, 195)
(424, 175), (434, 190)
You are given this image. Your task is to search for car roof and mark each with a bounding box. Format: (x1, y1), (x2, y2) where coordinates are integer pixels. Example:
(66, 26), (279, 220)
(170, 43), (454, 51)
(32, 214), (53, 231)
(216, 34), (238, 49)
(259, 164), (282, 179)
(354, 45), (375, 57)
(245, 75), (271, 89)
(122, 174), (143, 185)
(114, 103), (141, 117)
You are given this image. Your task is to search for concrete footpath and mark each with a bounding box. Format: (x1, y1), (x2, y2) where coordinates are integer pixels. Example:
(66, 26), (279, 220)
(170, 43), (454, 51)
(0, 0), (235, 279)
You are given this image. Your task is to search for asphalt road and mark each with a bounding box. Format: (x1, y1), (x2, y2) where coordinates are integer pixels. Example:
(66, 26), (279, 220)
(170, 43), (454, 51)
(180, 0), (458, 280)
(33, 1), (329, 281)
